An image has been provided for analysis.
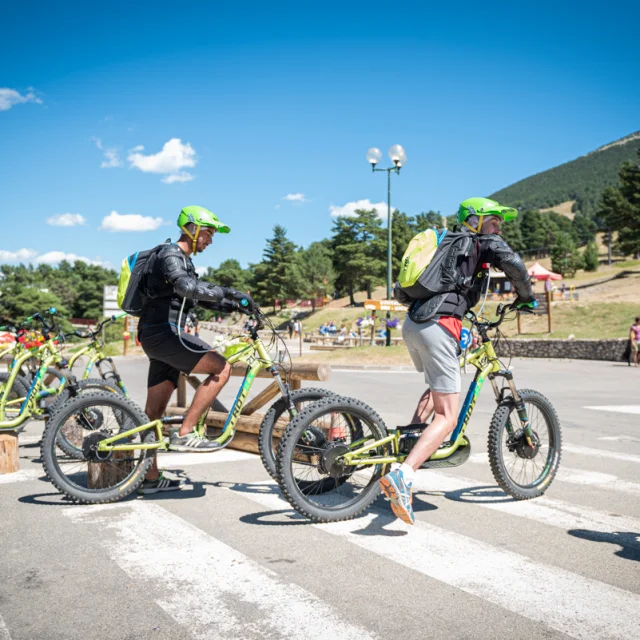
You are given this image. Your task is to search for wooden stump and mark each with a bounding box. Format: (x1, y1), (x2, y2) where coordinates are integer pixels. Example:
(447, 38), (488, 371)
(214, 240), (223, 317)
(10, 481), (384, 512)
(88, 450), (133, 489)
(0, 431), (19, 474)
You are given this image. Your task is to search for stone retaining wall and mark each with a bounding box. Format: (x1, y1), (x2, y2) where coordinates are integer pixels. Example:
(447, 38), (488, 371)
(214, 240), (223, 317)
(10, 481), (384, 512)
(495, 338), (629, 362)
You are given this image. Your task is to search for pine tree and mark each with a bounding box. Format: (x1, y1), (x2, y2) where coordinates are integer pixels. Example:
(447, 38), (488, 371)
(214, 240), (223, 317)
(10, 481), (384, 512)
(251, 225), (300, 310)
(582, 241), (600, 272)
(331, 210), (386, 304)
(597, 150), (640, 257)
(550, 232), (582, 277)
(296, 242), (335, 311)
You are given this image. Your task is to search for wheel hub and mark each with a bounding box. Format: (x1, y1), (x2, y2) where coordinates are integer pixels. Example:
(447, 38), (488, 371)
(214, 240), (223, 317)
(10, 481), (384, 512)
(320, 442), (350, 477)
(298, 425), (327, 453)
(82, 431), (112, 462)
(514, 431), (540, 459)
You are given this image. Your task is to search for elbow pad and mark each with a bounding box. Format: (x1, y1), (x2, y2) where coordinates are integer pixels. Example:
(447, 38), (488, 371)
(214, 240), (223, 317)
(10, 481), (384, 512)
(173, 276), (226, 303)
(486, 237), (534, 300)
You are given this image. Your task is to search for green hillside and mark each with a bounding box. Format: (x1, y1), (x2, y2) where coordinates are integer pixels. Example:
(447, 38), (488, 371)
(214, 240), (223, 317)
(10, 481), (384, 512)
(490, 132), (640, 218)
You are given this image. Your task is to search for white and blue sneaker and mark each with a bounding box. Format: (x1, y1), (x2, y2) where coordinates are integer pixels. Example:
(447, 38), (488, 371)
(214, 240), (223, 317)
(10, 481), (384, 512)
(379, 468), (415, 525)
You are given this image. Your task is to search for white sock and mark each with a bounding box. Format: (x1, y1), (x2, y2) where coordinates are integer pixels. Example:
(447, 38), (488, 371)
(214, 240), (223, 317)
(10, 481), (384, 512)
(399, 463), (415, 487)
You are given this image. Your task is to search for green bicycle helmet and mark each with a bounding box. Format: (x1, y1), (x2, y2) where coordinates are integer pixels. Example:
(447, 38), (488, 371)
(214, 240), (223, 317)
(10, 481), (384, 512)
(177, 205), (230, 255)
(457, 197), (518, 233)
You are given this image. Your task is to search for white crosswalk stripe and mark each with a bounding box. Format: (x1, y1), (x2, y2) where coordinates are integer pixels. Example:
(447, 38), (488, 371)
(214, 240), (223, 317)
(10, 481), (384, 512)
(411, 470), (640, 535)
(585, 405), (640, 414)
(230, 481), (640, 640)
(562, 444), (640, 464)
(63, 502), (375, 640)
(0, 613), (12, 640)
(468, 453), (640, 494)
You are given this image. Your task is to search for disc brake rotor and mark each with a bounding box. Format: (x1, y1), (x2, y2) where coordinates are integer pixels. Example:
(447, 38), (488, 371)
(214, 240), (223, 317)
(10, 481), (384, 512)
(514, 430), (540, 459)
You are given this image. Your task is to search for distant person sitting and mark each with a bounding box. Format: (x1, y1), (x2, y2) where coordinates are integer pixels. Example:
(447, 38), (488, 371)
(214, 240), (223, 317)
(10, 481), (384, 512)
(630, 317), (640, 367)
(328, 321), (337, 334)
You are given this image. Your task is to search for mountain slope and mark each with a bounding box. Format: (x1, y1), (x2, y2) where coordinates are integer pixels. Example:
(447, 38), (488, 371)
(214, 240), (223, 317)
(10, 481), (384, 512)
(490, 131), (640, 218)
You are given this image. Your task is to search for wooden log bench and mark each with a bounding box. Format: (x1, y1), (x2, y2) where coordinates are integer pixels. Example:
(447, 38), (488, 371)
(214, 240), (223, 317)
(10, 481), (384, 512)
(165, 362), (332, 455)
(310, 344), (352, 351)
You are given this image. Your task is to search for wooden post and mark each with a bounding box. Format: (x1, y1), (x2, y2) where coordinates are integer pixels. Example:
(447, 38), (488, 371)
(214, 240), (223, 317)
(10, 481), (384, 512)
(516, 311), (522, 335)
(0, 431), (19, 474)
(546, 289), (552, 333)
(177, 374), (187, 407)
(88, 450), (133, 489)
(299, 326), (302, 357)
(370, 310), (376, 346)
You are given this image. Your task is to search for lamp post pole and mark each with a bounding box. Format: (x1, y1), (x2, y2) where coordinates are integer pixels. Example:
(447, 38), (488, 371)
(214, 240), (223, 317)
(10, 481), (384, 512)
(367, 145), (406, 347)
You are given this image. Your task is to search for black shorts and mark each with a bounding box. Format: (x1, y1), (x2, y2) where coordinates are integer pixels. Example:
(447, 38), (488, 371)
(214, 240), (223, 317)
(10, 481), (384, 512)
(139, 324), (212, 388)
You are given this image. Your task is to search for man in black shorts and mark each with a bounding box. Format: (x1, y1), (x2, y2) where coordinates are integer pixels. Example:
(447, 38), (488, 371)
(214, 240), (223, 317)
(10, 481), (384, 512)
(137, 205), (253, 493)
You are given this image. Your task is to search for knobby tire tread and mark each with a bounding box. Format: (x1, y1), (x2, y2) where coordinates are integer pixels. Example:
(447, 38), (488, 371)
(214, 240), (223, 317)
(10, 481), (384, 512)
(41, 390), (154, 504)
(258, 387), (335, 480)
(487, 388), (562, 500)
(276, 396), (389, 523)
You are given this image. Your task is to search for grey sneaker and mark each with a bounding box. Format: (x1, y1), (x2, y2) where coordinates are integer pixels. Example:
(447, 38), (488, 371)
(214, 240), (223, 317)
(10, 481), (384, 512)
(169, 429), (221, 452)
(138, 472), (185, 495)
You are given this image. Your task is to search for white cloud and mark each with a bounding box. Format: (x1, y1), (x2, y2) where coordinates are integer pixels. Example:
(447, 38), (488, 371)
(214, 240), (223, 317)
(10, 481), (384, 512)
(91, 136), (121, 168)
(101, 149), (121, 168)
(283, 193), (308, 203)
(128, 138), (197, 182)
(35, 251), (106, 266)
(162, 171), (194, 184)
(329, 199), (389, 218)
(0, 88), (42, 112)
(0, 247), (108, 267)
(195, 266), (208, 276)
(100, 210), (165, 232)
(0, 248), (38, 262)
(47, 213), (86, 227)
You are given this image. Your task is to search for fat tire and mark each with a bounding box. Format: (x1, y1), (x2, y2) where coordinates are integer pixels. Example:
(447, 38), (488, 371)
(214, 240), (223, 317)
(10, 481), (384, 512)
(41, 391), (154, 504)
(258, 387), (335, 480)
(0, 372), (30, 420)
(487, 388), (562, 500)
(52, 378), (122, 459)
(276, 396), (390, 523)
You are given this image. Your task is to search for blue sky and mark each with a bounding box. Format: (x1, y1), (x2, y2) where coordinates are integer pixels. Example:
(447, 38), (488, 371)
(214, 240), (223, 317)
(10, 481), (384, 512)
(1, 0), (638, 271)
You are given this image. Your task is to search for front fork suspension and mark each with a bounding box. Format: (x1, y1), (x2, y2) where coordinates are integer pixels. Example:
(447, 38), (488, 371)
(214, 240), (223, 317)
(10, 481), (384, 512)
(491, 371), (534, 446)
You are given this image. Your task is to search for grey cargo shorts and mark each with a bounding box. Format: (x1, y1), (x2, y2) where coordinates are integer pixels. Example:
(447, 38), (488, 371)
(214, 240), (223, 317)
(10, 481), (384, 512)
(402, 316), (461, 393)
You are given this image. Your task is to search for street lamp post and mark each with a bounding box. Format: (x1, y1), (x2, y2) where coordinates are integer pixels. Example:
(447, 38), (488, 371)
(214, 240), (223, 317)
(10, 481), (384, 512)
(366, 144), (407, 346)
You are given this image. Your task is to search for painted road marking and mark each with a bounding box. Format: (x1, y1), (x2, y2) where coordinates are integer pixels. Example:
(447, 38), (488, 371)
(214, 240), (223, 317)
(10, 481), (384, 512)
(469, 453), (640, 494)
(63, 502), (375, 640)
(562, 444), (640, 464)
(157, 449), (256, 467)
(585, 405), (640, 415)
(232, 482), (640, 640)
(0, 469), (42, 484)
(0, 614), (12, 640)
(598, 435), (640, 444)
(412, 471), (640, 536)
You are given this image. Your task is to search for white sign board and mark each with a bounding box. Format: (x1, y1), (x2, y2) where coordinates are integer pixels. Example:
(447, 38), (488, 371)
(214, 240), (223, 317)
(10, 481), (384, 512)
(103, 285), (121, 317)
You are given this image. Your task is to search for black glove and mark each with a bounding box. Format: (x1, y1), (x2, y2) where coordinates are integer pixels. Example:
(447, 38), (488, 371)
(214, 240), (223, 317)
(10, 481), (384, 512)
(218, 298), (252, 315)
(226, 289), (255, 311)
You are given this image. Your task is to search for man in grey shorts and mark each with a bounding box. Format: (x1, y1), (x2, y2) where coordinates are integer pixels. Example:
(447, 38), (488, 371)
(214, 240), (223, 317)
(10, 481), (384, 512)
(379, 197), (536, 525)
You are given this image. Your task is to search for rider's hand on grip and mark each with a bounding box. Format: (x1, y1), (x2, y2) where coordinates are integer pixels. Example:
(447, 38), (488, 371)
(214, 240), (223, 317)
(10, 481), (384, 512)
(513, 296), (538, 313)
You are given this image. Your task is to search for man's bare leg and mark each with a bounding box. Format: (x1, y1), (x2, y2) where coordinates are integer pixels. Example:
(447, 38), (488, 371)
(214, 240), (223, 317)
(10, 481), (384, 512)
(404, 390), (460, 471)
(179, 351), (231, 435)
(411, 388), (434, 424)
(144, 380), (176, 481)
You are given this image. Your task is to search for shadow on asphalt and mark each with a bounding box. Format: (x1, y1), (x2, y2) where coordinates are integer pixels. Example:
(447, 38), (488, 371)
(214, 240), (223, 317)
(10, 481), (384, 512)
(568, 529), (640, 562)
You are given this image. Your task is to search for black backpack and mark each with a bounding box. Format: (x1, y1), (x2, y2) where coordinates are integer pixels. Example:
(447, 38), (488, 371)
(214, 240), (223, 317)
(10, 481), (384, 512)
(117, 241), (169, 316)
(399, 230), (478, 300)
